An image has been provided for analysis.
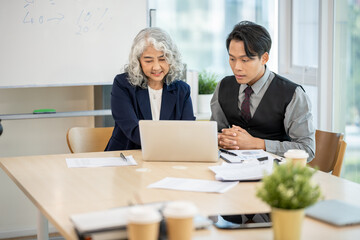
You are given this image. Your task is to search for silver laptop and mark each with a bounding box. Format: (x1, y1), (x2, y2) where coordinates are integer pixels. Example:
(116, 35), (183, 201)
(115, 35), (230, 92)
(305, 200), (360, 226)
(139, 120), (219, 162)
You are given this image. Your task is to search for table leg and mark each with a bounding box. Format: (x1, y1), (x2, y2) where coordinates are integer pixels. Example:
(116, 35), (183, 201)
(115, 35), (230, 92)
(37, 210), (49, 240)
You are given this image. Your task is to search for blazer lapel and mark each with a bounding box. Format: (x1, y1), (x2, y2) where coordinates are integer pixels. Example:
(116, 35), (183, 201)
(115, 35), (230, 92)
(160, 83), (177, 120)
(136, 88), (152, 120)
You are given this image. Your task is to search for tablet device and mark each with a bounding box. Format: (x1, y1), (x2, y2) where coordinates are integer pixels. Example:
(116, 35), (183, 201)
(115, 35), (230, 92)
(305, 200), (360, 226)
(209, 213), (272, 229)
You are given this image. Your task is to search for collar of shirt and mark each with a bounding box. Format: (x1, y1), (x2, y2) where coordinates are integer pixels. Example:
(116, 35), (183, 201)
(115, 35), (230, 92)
(148, 86), (163, 100)
(240, 65), (271, 95)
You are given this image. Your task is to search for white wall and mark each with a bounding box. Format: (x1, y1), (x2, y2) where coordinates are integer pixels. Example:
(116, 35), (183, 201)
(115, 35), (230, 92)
(0, 86), (95, 238)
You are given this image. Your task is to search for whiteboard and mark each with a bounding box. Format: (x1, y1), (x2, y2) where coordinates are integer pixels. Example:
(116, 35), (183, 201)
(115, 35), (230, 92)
(0, 0), (147, 88)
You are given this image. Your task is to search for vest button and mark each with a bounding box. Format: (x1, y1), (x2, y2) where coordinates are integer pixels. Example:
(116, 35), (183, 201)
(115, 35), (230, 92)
(247, 128), (251, 131)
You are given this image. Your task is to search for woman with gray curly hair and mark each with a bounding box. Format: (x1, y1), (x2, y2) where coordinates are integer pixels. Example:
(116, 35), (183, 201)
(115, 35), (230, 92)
(105, 27), (196, 151)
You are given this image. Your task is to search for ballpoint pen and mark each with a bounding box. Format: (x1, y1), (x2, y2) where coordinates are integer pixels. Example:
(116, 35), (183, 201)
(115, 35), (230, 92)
(120, 152), (127, 162)
(219, 149), (238, 156)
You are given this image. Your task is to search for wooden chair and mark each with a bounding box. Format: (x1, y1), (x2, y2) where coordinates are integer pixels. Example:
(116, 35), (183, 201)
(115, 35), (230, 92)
(308, 130), (347, 177)
(66, 127), (114, 153)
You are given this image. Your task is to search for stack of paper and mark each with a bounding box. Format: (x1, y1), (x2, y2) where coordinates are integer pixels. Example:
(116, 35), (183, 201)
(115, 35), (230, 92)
(210, 151), (274, 181)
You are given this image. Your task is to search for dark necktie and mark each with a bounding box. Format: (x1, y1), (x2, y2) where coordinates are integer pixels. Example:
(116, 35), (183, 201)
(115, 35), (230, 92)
(241, 86), (253, 121)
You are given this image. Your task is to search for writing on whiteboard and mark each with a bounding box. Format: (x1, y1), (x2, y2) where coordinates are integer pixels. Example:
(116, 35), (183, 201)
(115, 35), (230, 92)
(23, 0), (64, 25)
(76, 7), (111, 35)
(22, 0), (112, 35)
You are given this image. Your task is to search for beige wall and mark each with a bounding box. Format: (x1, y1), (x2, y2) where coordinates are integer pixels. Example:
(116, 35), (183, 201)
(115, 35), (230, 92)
(0, 86), (95, 238)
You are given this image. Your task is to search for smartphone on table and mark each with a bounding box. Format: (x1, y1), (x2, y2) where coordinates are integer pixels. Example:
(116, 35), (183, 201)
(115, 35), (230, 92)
(209, 213), (272, 229)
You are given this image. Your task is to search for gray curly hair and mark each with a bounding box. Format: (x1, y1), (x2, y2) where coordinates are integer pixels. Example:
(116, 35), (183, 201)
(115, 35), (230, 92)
(125, 27), (183, 88)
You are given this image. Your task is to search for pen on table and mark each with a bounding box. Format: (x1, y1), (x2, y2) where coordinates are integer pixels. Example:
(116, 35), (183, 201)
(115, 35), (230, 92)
(220, 155), (244, 164)
(219, 148), (238, 156)
(120, 152), (127, 162)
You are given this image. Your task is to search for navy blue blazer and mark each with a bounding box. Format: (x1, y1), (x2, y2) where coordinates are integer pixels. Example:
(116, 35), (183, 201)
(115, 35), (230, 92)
(105, 73), (196, 151)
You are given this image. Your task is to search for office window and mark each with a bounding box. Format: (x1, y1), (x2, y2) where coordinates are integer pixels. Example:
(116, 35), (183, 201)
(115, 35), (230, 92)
(333, 0), (360, 183)
(278, 0), (319, 128)
(148, 0), (278, 77)
(291, 0), (319, 68)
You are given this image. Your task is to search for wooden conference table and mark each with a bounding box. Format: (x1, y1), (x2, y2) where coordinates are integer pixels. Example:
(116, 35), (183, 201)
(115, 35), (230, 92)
(1, 150), (360, 240)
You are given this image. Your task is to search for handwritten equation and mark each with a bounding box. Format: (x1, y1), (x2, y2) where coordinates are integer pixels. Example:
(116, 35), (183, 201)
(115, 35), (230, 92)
(76, 7), (111, 35)
(23, 0), (64, 24)
(22, 0), (112, 35)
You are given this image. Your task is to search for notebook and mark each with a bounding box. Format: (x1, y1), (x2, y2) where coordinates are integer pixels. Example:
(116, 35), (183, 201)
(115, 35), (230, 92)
(139, 120), (219, 162)
(305, 200), (360, 226)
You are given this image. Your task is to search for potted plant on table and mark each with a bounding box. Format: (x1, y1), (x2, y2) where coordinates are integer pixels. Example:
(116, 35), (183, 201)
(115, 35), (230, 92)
(256, 163), (322, 240)
(198, 70), (218, 114)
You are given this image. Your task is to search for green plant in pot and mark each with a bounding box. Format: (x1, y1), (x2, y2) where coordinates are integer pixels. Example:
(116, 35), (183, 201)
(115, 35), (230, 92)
(198, 70), (218, 94)
(197, 70), (218, 113)
(256, 163), (321, 240)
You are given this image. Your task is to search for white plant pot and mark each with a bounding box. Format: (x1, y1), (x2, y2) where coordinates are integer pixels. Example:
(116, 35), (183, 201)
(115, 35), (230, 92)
(197, 94), (212, 114)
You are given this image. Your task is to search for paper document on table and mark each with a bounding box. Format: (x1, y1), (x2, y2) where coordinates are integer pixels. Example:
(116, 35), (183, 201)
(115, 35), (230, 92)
(210, 154), (274, 181)
(148, 177), (238, 193)
(66, 155), (137, 168)
(220, 149), (270, 163)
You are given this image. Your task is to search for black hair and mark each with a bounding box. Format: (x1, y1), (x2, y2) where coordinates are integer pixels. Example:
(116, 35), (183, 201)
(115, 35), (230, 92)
(226, 21), (272, 59)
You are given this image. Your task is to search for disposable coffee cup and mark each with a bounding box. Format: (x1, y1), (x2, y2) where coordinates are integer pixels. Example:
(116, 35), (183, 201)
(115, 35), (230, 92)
(127, 206), (161, 240)
(163, 201), (198, 240)
(284, 149), (309, 167)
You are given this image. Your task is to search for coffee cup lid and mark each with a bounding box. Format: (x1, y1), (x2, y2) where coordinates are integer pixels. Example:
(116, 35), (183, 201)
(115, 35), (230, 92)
(163, 201), (198, 218)
(127, 206), (161, 224)
(284, 149), (309, 159)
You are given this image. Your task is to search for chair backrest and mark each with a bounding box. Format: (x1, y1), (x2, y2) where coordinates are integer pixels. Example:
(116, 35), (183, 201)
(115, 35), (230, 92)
(332, 139), (347, 177)
(66, 127), (114, 153)
(308, 130), (347, 177)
